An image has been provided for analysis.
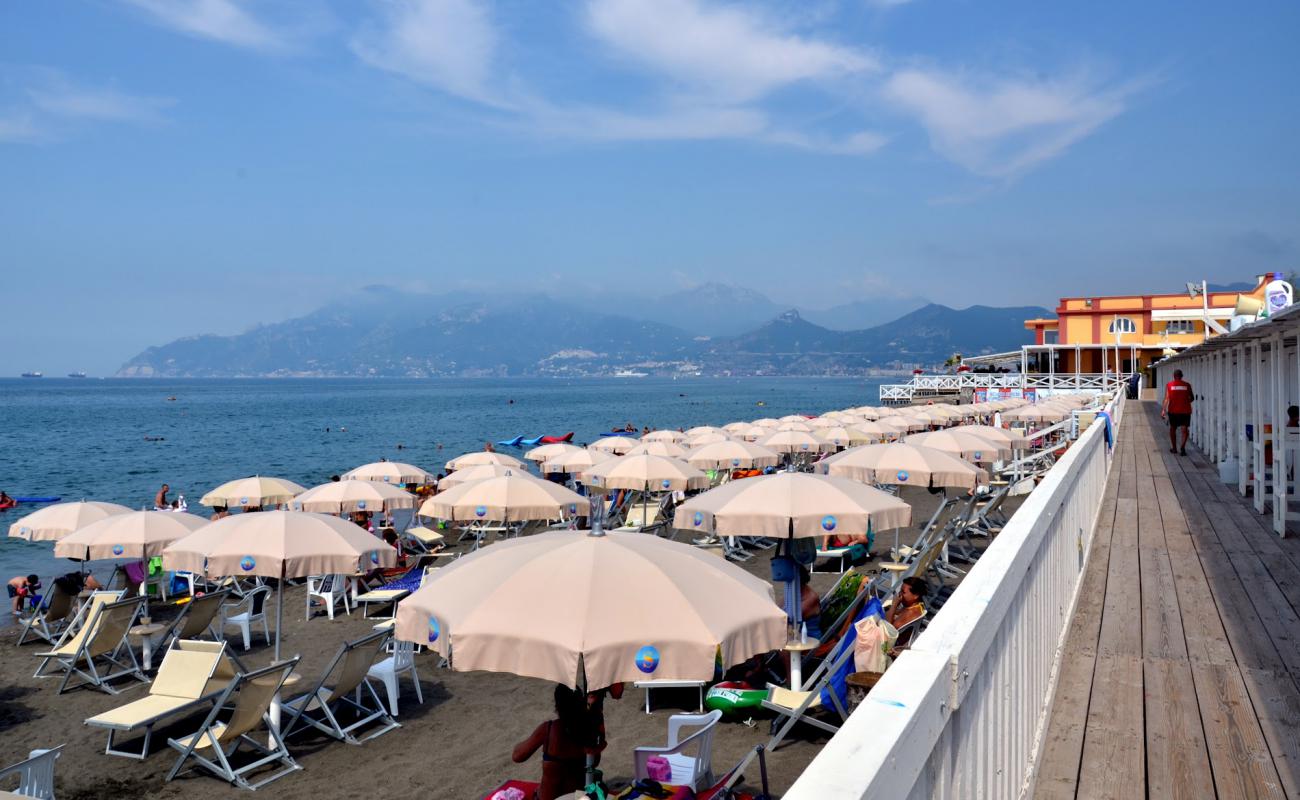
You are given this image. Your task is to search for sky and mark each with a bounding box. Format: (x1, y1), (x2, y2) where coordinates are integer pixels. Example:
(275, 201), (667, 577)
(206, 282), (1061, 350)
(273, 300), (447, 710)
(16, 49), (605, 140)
(2, 0), (1298, 375)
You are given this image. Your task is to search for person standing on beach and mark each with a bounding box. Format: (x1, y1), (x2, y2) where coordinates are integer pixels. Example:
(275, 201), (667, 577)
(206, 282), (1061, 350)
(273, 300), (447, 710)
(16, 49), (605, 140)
(8, 574), (40, 615)
(1160, 369), (1193, 456)
(154, 483), (170, 510)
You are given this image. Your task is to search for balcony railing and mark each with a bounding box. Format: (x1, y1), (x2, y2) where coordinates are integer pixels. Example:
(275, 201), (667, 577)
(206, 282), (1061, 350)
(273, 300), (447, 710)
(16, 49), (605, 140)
(879, 372), (1124, 402)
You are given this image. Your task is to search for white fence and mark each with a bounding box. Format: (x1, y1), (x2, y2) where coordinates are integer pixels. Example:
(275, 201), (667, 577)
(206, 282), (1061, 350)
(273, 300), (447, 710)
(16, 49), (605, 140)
(788, 390), (1124, 800)
(880, 373), (1123, 402)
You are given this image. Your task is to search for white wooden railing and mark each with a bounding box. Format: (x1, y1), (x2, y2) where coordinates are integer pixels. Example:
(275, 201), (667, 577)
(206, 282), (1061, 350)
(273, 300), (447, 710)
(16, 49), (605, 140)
(788, 390), (1124, 800)
(880, 373), (1123, 402)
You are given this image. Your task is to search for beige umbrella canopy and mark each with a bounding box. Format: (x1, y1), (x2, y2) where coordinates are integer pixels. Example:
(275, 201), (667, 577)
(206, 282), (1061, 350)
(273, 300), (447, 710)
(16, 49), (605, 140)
(394, 531), (786, 689)
(736, 425), (773, 442)
(642, 430), (687, 443)
(54, 510), (209, 560)
(419, 474), (590, 523)
(817, 425), (876, 448)
(673, 472), (912, 539)
(291, 480), (417, 514)
(904, 430), (1013, 464)
(163, 511), (397, 660)
(778, 415), (808, 423)
(685, 440), (781, 471)
(1003, 404), (1070, 424)
(541, 448), (615, 475)
(806, 417), (839, 429)
(816, 443), (988, 490)
(581, 454), (709, 492)
(951, 424), (1032, 450)
(7, 501), (132, 542)
(625, 441), (690, 459)
(523, 442), (584, 464)
(685, 431), (733, 448)
(751, 418), (781, 428)
(850, 420), (901, 443)
(589, 436), (641, 455)
(685, 426), (726, 437)
(439, 463), (536, 489)
(721, 421), (752, 433)
(199, 476), (306, 509)
(759, 430), (833, 455)
(342, 461), (433, 484)
(445, 451), (525, 471)
(775, 420), (814, 432)
(875, 418), (913, 436)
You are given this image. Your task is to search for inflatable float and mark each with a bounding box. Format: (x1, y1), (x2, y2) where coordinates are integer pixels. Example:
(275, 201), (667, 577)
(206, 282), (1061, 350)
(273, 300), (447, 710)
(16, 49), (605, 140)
(495, 432), (575, 448)
(0, 497), (61, 509)
(704, 682), (767, 716)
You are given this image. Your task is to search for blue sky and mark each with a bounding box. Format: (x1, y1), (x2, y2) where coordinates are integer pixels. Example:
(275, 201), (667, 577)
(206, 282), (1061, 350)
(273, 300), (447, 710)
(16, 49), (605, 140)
(2, 0), (1297, 374)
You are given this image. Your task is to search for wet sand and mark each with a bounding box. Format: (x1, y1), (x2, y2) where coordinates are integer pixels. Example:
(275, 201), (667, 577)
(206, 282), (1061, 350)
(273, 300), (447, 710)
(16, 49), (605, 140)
(0, 488), (1017, 799)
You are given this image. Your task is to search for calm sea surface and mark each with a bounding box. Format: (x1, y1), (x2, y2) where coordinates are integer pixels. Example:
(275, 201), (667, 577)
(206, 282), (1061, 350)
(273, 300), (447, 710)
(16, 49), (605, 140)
(0, 377), (885, 619)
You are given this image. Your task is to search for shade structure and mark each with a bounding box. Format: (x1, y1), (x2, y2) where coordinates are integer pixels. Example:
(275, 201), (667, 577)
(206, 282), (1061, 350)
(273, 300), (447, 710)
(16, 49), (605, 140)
(541, 448), (615, 475)
(163, 511), (397, 660)
(849, 420), (900, 442)
(685, 426), (726, 437)
(685, 431), (733, 448)
(393, 531), (786, 689)
(1003, 404), (1070, 423)
(778, 415), (808, 423)
(625, 441), (690, 459)
(8, 501), (132, 542)
(817, 425), (876, 448)
(291, 480), (416, 514)
(342, 461), (433, 484)
(758, 430), (833, 455)
(853, 407), (885, 420)
(581, 454), (709, 492)
(523, 442), (584, 464)
(672, 472), (912, 539)
(445, 451), (525, 471)
(904, 430), (1013, 464)
(439, 463), (536, 489)
(775, 420), (813, 433)
(418, 474), (590, 523)
(199, 476), (305, 509)
(735, 425), (773, 442)
(721, 422), (752, 433)
(951, 424), (1032, 450)
(641, 430), (687, 443)
(816, 443), (988, 490)
(875, 418), (913, 435)
(891, 416), (932, 433)
(54, 510), (210, 560)
(685, 440), (781, 471)
(806, 417), (839, 429)
(751, 418), (781, 428)
(588, 436), (640, 455)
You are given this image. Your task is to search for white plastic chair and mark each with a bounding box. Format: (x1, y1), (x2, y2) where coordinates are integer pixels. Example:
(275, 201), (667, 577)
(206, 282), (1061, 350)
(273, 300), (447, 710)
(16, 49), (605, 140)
(366, 639), (423, 716)
(218, 585), (271, 650)
(306, 574), (351, 620)
(0, 745), (63, 799)
(631, 710), (722, 791)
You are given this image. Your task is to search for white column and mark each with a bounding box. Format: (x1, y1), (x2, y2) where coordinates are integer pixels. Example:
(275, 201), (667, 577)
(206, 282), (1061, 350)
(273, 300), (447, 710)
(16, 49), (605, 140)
(1238, 343), (1250, 497)
(1273, 334), (1287, 534)
(1252, 339), (1267, 513)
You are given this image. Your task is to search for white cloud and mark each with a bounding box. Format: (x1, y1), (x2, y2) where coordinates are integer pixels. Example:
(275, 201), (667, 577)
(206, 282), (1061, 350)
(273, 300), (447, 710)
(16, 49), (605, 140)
(529, 102), (768, 142)
(351, 0), (505, 108)
(883, 67), (1141, 177)
(28, 83), (171, 124)
(584, 0), (876, 102)
(122, 0), (289, 52)
(0, 113), (41, 143)
(866, 0), (915, 7)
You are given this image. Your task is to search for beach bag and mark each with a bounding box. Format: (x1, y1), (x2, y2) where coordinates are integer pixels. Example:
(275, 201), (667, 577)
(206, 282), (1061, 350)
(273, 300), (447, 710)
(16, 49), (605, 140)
(853, 616), (898, 673)
(645, 756), (673, 783)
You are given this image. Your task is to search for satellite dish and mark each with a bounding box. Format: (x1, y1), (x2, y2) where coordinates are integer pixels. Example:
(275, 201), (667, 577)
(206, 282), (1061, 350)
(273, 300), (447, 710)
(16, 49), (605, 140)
(1186, 282), (1202, 299)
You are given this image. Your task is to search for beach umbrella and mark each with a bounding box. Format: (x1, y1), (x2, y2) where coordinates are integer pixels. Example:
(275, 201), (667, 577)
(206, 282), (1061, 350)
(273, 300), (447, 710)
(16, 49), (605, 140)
(291, 480), (417, 514)
(876, 418), (913, 436)
(758, 430), (833, 455)
(589, 436), (640, 455)
(685, 440), (781, 471)
(806, 417), (839, 429)
(54, 510), (209, 561)
(735, 425), (772, 442)
(394, 530), (786, 690)
(439, 463), (538, 489)
(816, 443), (988, 490)
(817, 425), (876, 448)
(641, 430), (687, 443)
(541, 448), (615, 475)
(673, 472), (912, 539)
(721, 421), (751, 433)
(685, 426), (726, 437)
(685, 431), (733, 448)
(7, 501), (132, 542)
(581, 454), (709, 492)
(904, 430), (1013, 465)
(163, 511), (396, 660)
(751, 418), (781, 428)
(775, 420), (814, 432)
(418, 474), (590, 523)
(445, 451), (525, 471)
(950, 424), (1032, 450)
(523, 442), (584, 464)
(778, 415), (808, 423)
(199, 476), (305, 509)
(1003, 404), (1070, 424)
(849, 420), (900, 443)
(342, 461), (433, 484)
(625, 441), (690, 459)
(890, 415), (932, 433)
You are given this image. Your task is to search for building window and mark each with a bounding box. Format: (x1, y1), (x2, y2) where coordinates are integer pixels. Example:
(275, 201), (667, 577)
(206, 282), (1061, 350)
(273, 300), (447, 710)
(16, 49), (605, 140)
(1165, 320), (1195, 335)
(1043, 329), (1058, 344)
(1108, 317), (1137, 334)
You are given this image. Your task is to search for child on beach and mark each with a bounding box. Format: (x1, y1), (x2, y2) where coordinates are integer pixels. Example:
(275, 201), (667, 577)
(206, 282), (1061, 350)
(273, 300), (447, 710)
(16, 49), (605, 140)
(7, 574), (40, 615)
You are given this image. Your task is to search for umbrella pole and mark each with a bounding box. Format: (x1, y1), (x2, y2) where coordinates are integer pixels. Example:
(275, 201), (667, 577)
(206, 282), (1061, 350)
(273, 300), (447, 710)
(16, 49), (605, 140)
(275, 568), (284, 662)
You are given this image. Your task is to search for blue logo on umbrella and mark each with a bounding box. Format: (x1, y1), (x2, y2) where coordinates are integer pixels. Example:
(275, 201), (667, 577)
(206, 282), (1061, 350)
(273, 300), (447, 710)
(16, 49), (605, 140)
(369, 550), (379, 564)
(974, 451), (982, 461)
(239, 556), (256, 571)
(732, 458), (740, 467)
(292, 501), (302, 511)
(635, 645), (660, 674)
(661, 479), (671, 489)
(383, 476), (391, 483)
(427, 617), (440, 643)
(693, 511), (704, 527)
(821, 515), (837, 532)
(358, 500), (367, 510)
(239, 496), (249, 506)
(475, 505), (487, 518)
(112, 544), (124, 556)
(800, 443), (809, 451)
(896, 470), (909, 482)
(569, 504), (577, 515)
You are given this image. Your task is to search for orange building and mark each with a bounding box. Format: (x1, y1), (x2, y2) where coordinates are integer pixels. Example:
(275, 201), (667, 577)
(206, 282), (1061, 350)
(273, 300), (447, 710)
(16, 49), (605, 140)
(1021, 276), (1272, 378)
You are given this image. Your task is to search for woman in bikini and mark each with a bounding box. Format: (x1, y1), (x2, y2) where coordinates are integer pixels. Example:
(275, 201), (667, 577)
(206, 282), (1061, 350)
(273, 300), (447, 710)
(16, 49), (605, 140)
(512, 684), (598, 800)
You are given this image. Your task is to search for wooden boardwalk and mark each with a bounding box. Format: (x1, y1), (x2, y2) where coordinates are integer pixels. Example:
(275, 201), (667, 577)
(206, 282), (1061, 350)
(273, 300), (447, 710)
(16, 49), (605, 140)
(1035, 402), (1300, 800)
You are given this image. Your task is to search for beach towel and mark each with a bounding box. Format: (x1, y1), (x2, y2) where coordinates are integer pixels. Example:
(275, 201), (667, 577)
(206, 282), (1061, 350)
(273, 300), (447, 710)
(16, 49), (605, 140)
(1097, 411), (1114, 451)
(820, 596), (883, 710)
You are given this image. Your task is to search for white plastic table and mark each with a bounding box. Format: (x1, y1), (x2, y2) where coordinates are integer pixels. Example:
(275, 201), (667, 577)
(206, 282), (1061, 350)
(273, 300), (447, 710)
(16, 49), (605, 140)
(783, 637), (819, 690)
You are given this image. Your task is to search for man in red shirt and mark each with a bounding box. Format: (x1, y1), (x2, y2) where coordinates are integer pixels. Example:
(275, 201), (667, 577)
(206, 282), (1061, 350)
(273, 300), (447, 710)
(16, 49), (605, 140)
(1161, 369), (1193, 455)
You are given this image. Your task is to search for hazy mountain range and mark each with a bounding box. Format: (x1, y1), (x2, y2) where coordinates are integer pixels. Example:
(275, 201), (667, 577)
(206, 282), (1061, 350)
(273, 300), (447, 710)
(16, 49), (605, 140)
(116, 284), (1046, 377)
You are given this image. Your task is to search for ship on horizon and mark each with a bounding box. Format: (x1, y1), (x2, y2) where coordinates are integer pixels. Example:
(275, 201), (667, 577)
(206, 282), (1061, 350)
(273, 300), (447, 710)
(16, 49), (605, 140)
(67, 371), (87, 378)
(20, 371), (43, 378)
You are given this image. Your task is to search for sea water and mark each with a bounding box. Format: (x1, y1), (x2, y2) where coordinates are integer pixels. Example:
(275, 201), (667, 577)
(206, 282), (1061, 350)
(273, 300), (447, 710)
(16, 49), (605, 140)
(0, 376), (885, 620)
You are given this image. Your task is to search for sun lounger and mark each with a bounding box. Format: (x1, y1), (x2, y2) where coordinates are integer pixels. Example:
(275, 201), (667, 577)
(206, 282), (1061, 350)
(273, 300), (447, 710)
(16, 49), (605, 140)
(761, 639), (857, 750)
(0, 744), (62, 799)
(85, 639), (231, 759)
(165, 657), (303, 791)
(34, 595), (148, 694)
(280, 629), (398, 744)
(16, 586), (76, 647)
(156, 589), (230, 650)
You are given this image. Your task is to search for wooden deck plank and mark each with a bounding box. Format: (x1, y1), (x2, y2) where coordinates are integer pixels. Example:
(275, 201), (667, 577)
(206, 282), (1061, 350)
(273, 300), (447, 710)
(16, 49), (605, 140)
(1076, 654), (1145, 800)
(1145, 656), (1216, 800)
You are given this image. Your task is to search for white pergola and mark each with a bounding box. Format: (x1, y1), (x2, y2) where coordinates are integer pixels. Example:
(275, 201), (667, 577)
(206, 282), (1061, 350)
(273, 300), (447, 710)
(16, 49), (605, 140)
(1154, 303), (1300, 536)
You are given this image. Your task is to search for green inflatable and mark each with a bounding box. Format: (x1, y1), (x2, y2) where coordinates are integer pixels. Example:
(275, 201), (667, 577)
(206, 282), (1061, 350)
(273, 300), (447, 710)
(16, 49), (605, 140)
(705, 682), (767, 715)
